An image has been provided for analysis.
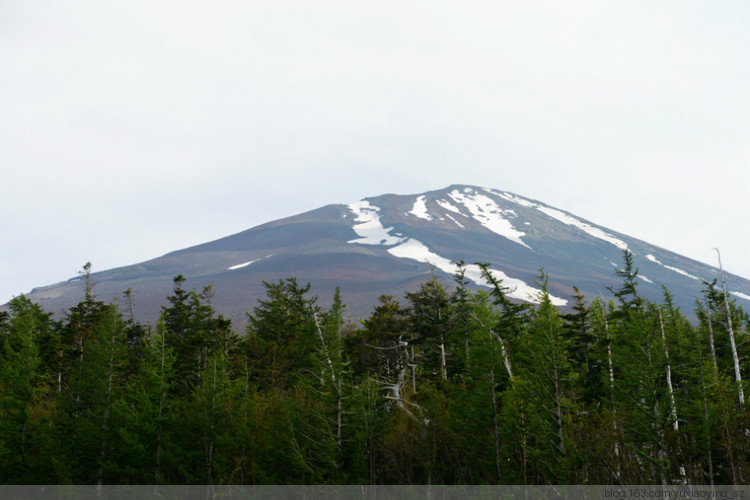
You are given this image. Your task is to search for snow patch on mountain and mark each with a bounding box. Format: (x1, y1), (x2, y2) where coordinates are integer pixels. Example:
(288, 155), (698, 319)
(448, 189), (531, 250)
(387, 238), (566, 305)
(492, 190), (537, 208)
(639, 275), (654, 284)
(347, 201), (407, 246)
(536, 206), (629, 251)
(228, 254), (273, 271)
(437, 199), (462, 214)
(488, 188), (629, 251)
(444, 214), (465, 228)
(228, 259), (259, 270)
(646, 254), (701, 281)
(481, 268), (568, 306)
(387, 239), (452, 272)
(732, 291), (750, 301)
(407, 195), (433, 220)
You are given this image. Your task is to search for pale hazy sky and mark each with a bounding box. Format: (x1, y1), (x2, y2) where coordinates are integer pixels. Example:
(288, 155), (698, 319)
(2, 1), (749, 304)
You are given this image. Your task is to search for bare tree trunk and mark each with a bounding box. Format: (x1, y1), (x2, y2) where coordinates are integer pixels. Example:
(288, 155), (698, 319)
(439, 341), (447, 381)
(658, 309), (679, 431)
(464, 332), (470, 374)
(604, 316), (615, 400)
(97, 316), (118, 490)
(470, 312), (512, 378)
(312, 312), (337, 386)
(154, 324), (167, 483)
(552, 355), (565, 457)
(124, 288), (135, 324)
(78, 334), (84, 366)
(410, 345), (417, 395)
(382, 341), (421, 422)
(700, 363), (715, 487)
(489, 367), (501, 481)
(704, 299), (718, 373)
(313, 312), (344, 456)
(57, 349), (63, 393)
(493, 329), (513, 380)
(603, 314), (621, 481)
(658, 309), (687, 484)
(645, 342), (667, 486)
(82, 262), (94, 302)
(715, 248), (744, 406)
(654, 398), (667, 486)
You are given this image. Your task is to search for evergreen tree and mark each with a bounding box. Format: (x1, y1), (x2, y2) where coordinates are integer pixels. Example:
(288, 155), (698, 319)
(59, 303), (127, 484)
(245, 278), (319, 390)
(2, 259), (750, 485)
(450, 261), (474, 378)
(345, 295), (409, 379)
(162, 277), (235, 394)
(0, 296), (50, 482)
(562, 287), (603, 405)
(452, 290), (509, 482)
(186, 350), (234, 486)
(288, 287), (351, 482)
(477, 262), (530, 359)
(405, 277), (453, 382)
(608, 250), (643, 313)
(113, 317), (178, 483)
(514, 271), (574, 483)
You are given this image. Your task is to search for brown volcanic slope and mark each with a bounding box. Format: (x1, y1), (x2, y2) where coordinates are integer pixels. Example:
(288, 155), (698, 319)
(13, 185), (750, 329)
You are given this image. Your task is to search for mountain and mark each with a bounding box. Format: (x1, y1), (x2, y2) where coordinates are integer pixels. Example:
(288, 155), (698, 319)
(14, 185), (750, 327)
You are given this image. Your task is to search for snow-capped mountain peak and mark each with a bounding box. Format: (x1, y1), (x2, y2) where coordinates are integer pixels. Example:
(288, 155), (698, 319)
(12, 184), (750, 326)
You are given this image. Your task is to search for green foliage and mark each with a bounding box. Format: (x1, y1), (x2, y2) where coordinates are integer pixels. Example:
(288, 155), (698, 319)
(3, 259), (750, 485)
(609, 250), (643, 312)
(0, 296), (49, 482)
(405, 278), (454, 381)
(245, 278), (318, 390)
(346, 295), (409, 379)
(162, 277), (236, 395)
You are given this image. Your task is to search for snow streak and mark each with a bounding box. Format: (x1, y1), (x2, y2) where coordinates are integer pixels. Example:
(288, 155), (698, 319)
(488, 188), (629, 251)
(436, 199), (462, 214)
(646, 254), (701, 281)
(387, 239), (566, 305)
(228, 259), (259, 271)
(444, 214), (465, 228)
(227, 254), (273, 271)
(448, 188), (531, 249)
(407, 195), (432, 220)
(347, 201), (407, 246)
(346, 198), (565, 306)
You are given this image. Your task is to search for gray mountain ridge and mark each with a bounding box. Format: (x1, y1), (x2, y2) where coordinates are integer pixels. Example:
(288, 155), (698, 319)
(13, 184), (750, 328)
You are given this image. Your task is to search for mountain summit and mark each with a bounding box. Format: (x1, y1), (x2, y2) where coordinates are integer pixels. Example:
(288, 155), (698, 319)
(19, 185), (750, 326)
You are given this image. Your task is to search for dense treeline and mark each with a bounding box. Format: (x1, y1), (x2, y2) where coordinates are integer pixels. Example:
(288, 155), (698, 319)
(1, 252), (749, 485)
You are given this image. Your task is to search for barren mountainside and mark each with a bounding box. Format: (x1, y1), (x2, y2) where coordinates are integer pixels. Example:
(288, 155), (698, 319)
(16, 185), (750, 327)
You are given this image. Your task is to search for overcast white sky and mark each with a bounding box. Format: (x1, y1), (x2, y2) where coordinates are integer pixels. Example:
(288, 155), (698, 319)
(2, 1), (749, 303)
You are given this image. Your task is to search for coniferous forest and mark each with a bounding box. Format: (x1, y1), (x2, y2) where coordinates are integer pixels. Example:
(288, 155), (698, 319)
(1, 251), (749, 485)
